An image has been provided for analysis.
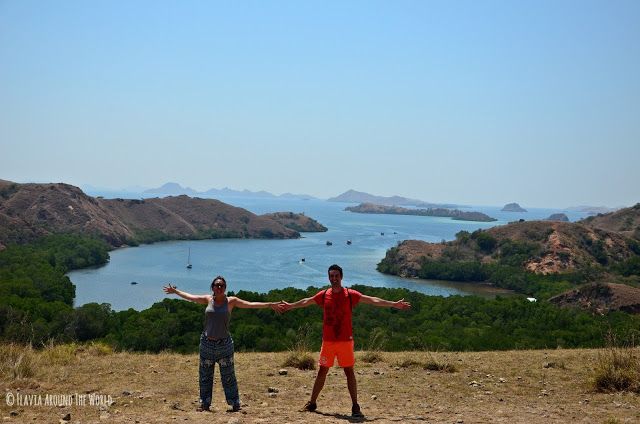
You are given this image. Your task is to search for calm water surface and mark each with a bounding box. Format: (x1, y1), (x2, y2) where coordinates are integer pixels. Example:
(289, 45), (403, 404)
(69, 196), (588, 310)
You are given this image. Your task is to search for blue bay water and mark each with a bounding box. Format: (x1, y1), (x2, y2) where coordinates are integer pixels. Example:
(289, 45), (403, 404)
(69, 196), (589, 311)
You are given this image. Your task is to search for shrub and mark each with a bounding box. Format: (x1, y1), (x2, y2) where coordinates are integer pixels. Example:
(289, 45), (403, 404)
(0, 343), (39, 380)
(592, 335), (640, 393)
(282, 325), (316, 370)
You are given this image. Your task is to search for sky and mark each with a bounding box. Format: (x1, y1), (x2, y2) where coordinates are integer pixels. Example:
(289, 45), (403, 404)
(1, 1), (639, 208)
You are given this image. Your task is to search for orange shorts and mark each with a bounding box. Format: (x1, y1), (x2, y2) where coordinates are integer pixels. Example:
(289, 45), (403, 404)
(319, 341), (355, 368)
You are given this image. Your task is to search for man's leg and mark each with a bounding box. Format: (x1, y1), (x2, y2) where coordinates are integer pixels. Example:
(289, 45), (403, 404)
(310, 365), (330, 403)
(343, 366), (358, 405)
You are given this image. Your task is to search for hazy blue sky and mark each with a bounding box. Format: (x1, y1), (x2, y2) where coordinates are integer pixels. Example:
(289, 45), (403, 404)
(1, 1), (638, 208)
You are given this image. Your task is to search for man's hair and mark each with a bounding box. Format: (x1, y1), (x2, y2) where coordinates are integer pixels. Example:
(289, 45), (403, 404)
(210, 275), (227, 291)
(327, 264), (343, 278)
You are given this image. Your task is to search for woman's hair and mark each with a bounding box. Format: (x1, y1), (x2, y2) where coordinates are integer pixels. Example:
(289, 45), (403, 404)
(210, 275), (227, 291)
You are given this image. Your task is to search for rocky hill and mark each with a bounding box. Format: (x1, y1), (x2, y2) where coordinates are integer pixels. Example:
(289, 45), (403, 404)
(0, 180), (325, 249)
(379, 220), (636, 278)
(549, 282), (640, 314)
(581, 203), (640, 239)
(345, 203), (496, 222)
(261, 212), (327, 232)
(545, 213), (569, 222)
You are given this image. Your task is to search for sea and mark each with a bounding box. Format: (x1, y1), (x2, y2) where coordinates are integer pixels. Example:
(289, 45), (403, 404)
(68, 193), (590, 311)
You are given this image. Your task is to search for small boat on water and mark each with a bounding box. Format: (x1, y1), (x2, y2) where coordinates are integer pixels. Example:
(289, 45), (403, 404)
(300, 258), (305, 263)
(380, 232), (385, 236)
(326, 241), (332, 246)
(346, 240), (352, 245)
(130, 281), (138, 285)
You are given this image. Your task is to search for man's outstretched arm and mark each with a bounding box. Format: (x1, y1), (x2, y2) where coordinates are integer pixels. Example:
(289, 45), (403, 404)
(280, 296), (316, 312)
(359, 294), (411, 310)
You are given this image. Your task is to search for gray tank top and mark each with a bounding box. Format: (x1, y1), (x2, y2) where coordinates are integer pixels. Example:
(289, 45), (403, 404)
(204, 297), (230, 339)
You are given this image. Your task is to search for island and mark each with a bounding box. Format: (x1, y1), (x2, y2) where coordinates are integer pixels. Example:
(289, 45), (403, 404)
(344, 203), (497, 222)
(545, 213), (569, 222)
(261, 212), (327, 232)
(501, 202), (527, 212)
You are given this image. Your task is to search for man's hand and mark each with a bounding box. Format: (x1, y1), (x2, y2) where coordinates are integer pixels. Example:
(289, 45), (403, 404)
(270, 302), (286, 314)
(278, 301), (294, 313)
(393, 298), (411, 310)
(163, 284), (177, 294)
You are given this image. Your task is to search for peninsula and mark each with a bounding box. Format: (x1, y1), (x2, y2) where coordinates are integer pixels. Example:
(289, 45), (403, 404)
(0, 180), (326, 249)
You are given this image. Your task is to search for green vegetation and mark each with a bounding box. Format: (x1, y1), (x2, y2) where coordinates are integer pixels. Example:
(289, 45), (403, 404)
(0, 234), (110, 344)
(2, 234), (640, 356)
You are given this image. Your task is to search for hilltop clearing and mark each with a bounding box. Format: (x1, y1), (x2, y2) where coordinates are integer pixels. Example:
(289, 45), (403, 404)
(1, 346), (638, 423)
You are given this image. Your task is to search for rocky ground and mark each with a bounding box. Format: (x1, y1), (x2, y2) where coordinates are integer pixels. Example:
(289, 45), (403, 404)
(1, 349), (639, 423)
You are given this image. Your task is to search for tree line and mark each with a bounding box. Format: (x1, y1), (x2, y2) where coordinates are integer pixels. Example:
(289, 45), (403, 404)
(1, 234), (639, 353)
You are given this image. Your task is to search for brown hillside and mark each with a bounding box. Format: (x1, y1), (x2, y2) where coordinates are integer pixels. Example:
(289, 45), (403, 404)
(549, 282), (640, 314)
(0, 181), (307, 249)
(581, 203), (640, 239)
(383, 221), (635, 277)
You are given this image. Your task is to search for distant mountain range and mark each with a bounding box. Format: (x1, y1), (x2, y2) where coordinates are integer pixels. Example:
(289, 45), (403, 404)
(144, 182), (316, 200)
(328, 189), (461, 208)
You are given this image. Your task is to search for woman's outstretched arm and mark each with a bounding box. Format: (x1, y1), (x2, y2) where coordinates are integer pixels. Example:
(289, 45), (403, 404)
(228, 297), (284, 313)
(163, 284), (210, 305)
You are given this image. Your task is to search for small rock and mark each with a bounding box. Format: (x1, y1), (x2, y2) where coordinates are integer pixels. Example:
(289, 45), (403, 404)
(9, 412), (18, 417)
(278, 369), (288, 375)
(468, 381), (481, 387)
(371, 395), (377, 400)
(267, 387), (279, 393)
(267, 393), (277, 398)
(62, 413), (71, 421)
(266, 372), (275, 377)
(122, 391), (132, 396)
(260, 402), (268, 407)
(499, 378), (507, 383)
(394, 366), (400, 370)
(517, 376), (522, 380)
(456, 419), (464, 423)
(374, 370), (381, 375)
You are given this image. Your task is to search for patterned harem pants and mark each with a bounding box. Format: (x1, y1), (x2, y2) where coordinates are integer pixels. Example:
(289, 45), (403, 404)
(199, 334), (240, 409)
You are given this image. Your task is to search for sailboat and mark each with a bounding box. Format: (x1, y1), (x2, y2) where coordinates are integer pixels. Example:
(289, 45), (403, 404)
(186, 247), (192, 269)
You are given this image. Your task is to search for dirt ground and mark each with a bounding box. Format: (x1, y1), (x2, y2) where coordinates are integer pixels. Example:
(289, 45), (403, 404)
(1, 349), (639, 423)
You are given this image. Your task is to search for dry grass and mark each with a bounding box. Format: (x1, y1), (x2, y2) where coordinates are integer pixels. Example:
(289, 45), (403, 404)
(281, 325), (316, 370)
(593, 338), (640, 393)
(0, 343), (38, 379)
(1, 345), (640, 423)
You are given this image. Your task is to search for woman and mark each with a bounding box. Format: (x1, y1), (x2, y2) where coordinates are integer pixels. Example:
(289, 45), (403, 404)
(163, 276), (282, 412)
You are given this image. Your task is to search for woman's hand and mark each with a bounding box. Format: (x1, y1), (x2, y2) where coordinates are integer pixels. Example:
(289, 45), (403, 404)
(163, 284), (178, 294)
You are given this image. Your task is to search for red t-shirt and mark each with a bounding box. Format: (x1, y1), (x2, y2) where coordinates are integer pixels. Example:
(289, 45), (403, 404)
(313, 287), (362, 342)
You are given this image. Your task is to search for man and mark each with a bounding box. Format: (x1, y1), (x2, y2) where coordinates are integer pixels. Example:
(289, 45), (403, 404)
(280, 264), (411, 418)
